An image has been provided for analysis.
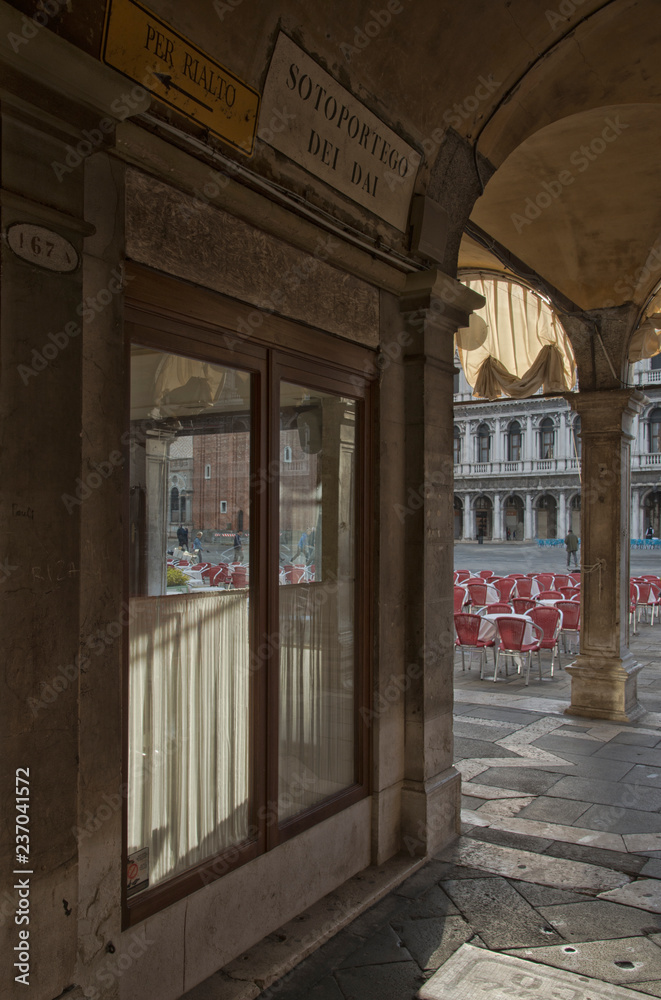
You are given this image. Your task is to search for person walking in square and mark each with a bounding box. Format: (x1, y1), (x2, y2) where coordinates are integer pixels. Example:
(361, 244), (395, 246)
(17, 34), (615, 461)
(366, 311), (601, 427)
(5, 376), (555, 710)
(565, 527), (579, 569)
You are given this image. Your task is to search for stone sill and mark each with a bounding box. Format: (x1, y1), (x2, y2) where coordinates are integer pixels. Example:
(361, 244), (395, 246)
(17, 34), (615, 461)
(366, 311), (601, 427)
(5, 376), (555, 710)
(179, 852), (427, 1000)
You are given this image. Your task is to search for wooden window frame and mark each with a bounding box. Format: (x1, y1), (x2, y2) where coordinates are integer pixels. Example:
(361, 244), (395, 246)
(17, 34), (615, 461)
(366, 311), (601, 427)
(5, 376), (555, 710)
(122, 266), (374, 927)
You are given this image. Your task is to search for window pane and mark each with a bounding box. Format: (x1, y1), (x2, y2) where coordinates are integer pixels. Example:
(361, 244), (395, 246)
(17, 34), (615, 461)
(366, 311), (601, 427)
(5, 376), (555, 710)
(278, 383), (357, 821)
(127, 346), (252, 892)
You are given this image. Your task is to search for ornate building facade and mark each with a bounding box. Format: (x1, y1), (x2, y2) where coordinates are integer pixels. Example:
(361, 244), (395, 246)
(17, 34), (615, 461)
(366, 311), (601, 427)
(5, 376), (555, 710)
(454, 355), (661, 542)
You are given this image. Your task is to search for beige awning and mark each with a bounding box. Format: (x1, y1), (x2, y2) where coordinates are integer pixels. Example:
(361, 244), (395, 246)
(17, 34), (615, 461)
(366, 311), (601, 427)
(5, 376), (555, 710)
(456, 275), (576, 400)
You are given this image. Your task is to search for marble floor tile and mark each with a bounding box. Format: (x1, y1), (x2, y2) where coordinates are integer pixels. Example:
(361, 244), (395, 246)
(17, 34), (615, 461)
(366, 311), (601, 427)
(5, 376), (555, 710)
(625, 835), (661, 853)
(543, 841), (648, 877)
(437, 840), (630, 894)
(475, 815), (626, 853)
(595, 744), (661, 767)
(474, 797), (534, 820)
(579, 805), (661, 836)
(419, 943), (656, 1000)
(619, 766), (661, 790)
(598, 880), (661, 914)
(469, 766), (565, 795)
(546, 776), (661, 812)
(462, 781), (536, 800)
(390, 915), (475, 972)
(506, 936), (661, 985)
(538, 898), (661, 940)
(518, 794), (592, 825)
(441, 876), (562, 949)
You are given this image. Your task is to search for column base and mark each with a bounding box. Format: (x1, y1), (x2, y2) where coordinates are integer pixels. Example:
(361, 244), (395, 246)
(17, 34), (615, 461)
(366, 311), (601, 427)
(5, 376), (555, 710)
(564, 652), (645, 722)
(401, 767), (461, 858)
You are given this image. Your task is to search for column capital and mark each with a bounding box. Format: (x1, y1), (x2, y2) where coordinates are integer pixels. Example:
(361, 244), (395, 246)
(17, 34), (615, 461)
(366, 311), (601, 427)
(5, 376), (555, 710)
(399, 268), (485, 331)
(568, 389), (648, 429)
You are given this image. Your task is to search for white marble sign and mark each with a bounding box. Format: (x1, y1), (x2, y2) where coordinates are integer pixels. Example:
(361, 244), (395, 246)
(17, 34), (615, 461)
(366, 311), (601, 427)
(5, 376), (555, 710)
(259, 33), (418, 231)
(419, 945), (653, 1000)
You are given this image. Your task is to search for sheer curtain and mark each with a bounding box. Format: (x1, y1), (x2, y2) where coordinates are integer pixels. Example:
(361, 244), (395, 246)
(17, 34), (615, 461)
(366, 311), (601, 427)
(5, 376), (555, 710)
(128, 591), (250, 888)
(278, 581), (354, 821)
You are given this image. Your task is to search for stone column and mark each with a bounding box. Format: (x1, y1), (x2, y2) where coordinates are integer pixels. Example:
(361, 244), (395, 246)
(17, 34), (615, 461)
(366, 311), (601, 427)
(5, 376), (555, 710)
(557, 491), (567, 541)
(566, 390), (647, 721)
(493, 492), (503, 541)
(524, 414), (534, 469)
(524, 492), (534, 540)
(399, 269), (484, 856)
(631, 487), (641, 541)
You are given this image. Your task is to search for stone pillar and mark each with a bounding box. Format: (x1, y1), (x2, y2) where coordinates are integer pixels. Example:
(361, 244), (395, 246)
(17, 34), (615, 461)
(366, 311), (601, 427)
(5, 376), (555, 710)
(631, 487), (641, 541)
(399, 269), (484, 856)
(557, 491), (567, 541)
(493, 492), (503, 541)
(524, 492), (534, 540)
(524, 414), (533, 469)
(566, 390), (647, 721)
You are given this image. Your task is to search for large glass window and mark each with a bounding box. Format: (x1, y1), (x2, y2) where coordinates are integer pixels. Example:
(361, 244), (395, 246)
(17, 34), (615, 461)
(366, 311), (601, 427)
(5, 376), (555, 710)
(650, 408), (661, 453)
(507, 421), (521, 461)
(540, 417), (554, 458)
(125, 340), (370, 921)
(278, 384), (357, 821)
(476, 423), (491, 463)
(453, 425), (461, 464)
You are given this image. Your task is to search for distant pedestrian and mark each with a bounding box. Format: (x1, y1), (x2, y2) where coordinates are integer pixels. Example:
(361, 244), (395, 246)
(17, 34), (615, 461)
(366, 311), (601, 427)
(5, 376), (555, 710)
(565, 528), (579, 568)
(646, 525), (654, 540)
(192, 531), (203, 563)
(177, 524), (188, 550)
(233, 530), (243, 564)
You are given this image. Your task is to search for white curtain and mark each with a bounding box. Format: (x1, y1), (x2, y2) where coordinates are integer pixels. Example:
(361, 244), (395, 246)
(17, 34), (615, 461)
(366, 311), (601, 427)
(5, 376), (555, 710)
(457, 276), (576, 399)
(278, 581), (354, 821)
(128, 591), (249, 888)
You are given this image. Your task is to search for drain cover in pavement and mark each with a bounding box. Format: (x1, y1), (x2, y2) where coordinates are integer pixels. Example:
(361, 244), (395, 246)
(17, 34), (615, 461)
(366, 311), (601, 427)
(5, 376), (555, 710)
(418, 944), (652, 1000)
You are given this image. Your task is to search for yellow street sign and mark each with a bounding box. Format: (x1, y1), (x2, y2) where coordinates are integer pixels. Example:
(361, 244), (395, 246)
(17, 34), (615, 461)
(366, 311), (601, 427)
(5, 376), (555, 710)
(102, 0), (259, 154)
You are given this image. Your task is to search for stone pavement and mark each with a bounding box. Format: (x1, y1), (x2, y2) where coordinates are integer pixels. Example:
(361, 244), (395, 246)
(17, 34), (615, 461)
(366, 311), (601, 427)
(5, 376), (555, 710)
(246, 624), (661, 1000)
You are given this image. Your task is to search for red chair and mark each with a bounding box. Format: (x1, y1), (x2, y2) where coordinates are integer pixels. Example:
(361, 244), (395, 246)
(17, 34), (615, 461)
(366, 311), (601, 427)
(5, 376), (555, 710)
(555, 600), (580, 653)
(569, 573), (581, 585)
(454, 569), (471, 583)
(527, 606), (562, 680)
(570, 591), (581, 601)
(492, 616), (542, 683)
(454, 585), (468, 614)
(535, 573), (555, 590)
(513, 577), (535, 598)
(201, 564), (221, 583)
(454, 613), (495, 673)
(536, 590), (564, 601)
(492, 577), (516, 602)
(508, 573), (526, 579)
(466, 582), (491, 612)
(630, 581), (639, 635)
(553, 575), (572, 590)
(512, 597), (536, 614)
(209, 564), (232, 587)
(478, 570), (495, 580)
(485, 602), (513, 614)
(559, 586), (580, 599)
(633, 581), (660, 625)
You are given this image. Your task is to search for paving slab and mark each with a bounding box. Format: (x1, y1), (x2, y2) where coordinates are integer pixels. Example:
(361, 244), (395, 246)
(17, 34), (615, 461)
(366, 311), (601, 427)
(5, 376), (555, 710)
(441, 876), (562, 949)
(643, 861), (661, 879)
(464, 824), (554, 855)
(518, 793), (593, 825)
(630, 982), (661, 998)
(436, 839), (631, 894)
(455, 705), (545, 725)
(611, 732), (661, 748)
(337, 925), (412, 969)
(620, 766), (661, 790)
(334, 960), (426, 1000)
(394, 861), (451, 900)
(418, 943), (656, 1000)
(474, 796), (533, 820)
(509, 880), (592, 906)
(467, 766), (564, 795)
(406, 886), (460, 919)
(533, 734), (603, 756)
(479, 815), (627, 852)
(186, 975), (261, 1000)
(280, 977), (345, 1000)
(507, 936), (661, 985)
(543, 841), (648, 876)
(453, 737), (521, 760)
(626, 835), (661, 853)
(454, 721), (518, 741)
(527, 751), (636, 780)
(538, 898), (661, 940)
(546, 776), (661, 812)
(579, 805), (661, 835)
(598, 880), (661, 914)
(461, 781), (541, 800)
(595, 745), (661, 767)
(390, 915), (475, 972)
